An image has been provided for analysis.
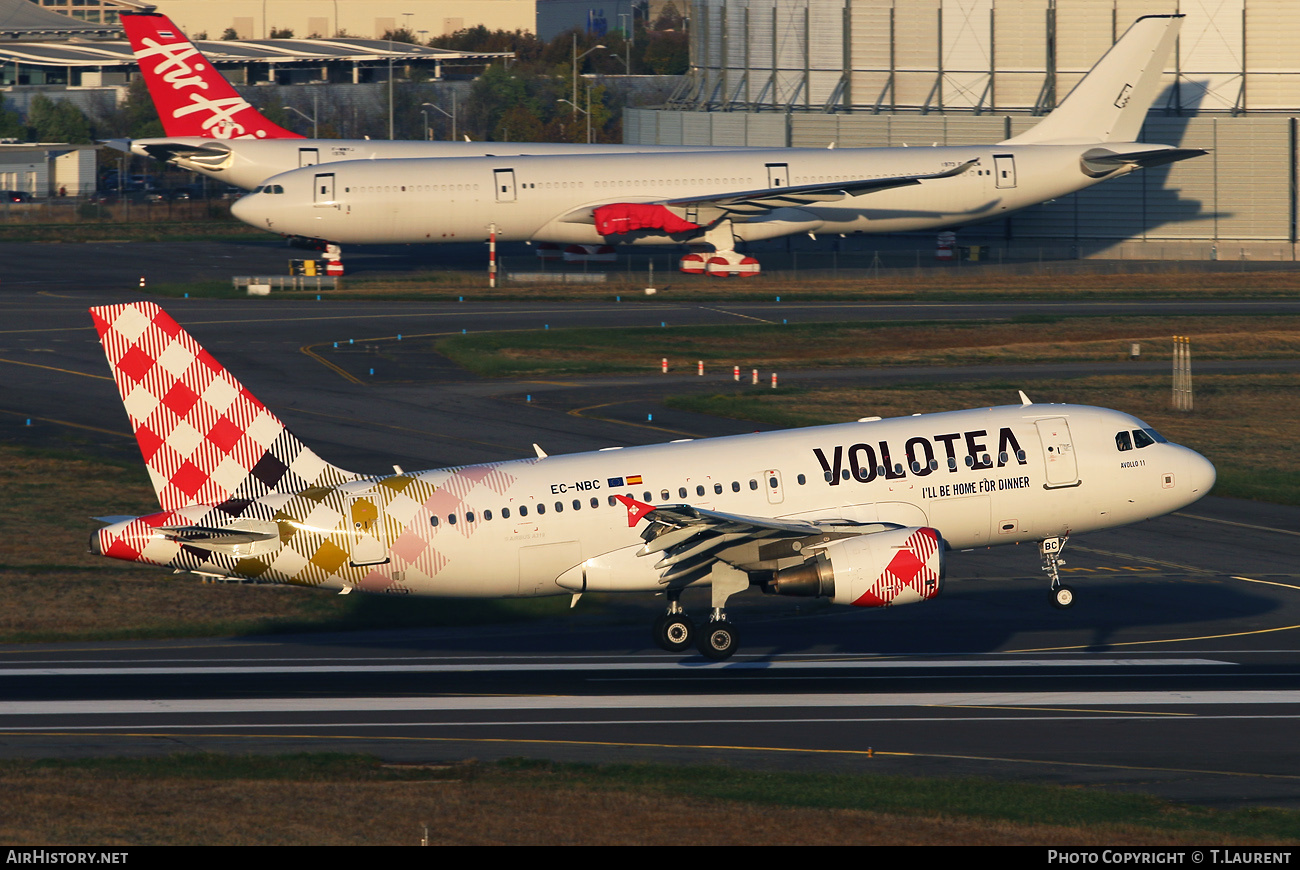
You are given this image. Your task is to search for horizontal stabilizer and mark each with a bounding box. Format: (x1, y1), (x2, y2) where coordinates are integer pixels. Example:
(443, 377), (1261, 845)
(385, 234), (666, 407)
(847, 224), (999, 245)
(1081, 145), (1207, 174)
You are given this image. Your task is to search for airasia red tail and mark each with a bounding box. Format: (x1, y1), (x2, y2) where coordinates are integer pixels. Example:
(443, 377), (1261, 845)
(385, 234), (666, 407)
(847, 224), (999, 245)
(120, 11), (303, 140)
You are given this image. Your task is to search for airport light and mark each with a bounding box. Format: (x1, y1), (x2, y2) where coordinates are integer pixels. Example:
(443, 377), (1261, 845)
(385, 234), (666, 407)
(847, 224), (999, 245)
(571, 36), (606, 120)
(282, 101), (318, 138)
(422, 98), (456, 142)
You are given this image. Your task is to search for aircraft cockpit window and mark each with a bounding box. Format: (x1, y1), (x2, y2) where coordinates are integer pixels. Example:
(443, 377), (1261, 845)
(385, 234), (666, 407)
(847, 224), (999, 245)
(1116, 431), (1133, 451)
(1132, 429), (1156, 448)
(1143, 427), (1168, 444)
(253, 186), (264, 193)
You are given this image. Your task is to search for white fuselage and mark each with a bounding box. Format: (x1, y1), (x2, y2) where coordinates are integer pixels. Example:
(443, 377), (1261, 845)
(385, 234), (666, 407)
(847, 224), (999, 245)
(231, 143), (1135, 245)
(130, 137), (766, 191)
(113, 404), (1214, 599)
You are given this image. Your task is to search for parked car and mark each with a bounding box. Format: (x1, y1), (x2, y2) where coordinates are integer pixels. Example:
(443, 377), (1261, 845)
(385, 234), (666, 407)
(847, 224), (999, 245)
(3, 190), (32, 203)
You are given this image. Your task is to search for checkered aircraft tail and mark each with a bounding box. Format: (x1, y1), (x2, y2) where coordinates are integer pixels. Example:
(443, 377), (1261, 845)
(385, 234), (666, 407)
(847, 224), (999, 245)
(91, 301), (356, 512)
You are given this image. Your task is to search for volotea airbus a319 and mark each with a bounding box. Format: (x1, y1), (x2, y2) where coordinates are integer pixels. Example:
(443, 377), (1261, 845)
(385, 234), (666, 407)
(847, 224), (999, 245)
(88, 302), (1215, 659)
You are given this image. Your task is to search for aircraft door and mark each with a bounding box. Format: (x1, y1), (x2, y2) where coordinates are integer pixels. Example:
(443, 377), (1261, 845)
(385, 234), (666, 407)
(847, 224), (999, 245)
(764, 469), (784, 505)
(993, 154), (1017, 189)
(494, 168), (517, 202)
(766, 163), (789, 187)
(347, 493), (390, 566)
(313, 172), (336, 206)
(299, 148), (319, 167)
(1035, 417), (1080, 488)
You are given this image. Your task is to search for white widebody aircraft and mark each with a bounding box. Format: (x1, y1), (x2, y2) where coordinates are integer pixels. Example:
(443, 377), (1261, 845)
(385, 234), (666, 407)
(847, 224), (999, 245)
(115, 10), (742, 192)
(89, 301), (1215, 659)
(231, 14), (1205, 276)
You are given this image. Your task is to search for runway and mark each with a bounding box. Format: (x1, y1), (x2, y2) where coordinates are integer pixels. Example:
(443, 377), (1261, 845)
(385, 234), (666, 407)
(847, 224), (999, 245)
(3, 273), (1300, 809)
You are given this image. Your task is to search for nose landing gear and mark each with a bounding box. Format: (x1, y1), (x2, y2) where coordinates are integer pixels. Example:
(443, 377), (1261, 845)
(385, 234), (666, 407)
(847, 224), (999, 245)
(1040, 536), (1074, 609)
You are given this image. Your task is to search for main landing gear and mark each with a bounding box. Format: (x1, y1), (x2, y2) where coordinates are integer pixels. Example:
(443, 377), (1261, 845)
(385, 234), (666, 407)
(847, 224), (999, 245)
(653, 564), (749, 660)
(1040, 535), (1074, 609)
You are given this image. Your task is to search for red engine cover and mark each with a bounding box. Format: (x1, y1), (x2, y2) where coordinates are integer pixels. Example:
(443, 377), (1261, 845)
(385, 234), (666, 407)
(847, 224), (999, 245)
(594, 203), (701, 237)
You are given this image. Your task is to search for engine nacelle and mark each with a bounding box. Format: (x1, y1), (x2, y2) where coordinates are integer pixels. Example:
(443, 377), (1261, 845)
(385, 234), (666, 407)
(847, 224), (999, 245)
(769, 527), (945, 607)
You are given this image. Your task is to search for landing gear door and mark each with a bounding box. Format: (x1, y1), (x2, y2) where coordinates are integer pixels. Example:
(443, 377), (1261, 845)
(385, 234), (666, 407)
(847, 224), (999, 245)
(1035, 417), (1079, 488)
(994, 153), (1017, 189)
(766, 163), (789, 188)
(313, 172), (336, 207)
(299, 148), (319, 167)
(494, 168), (516, 202)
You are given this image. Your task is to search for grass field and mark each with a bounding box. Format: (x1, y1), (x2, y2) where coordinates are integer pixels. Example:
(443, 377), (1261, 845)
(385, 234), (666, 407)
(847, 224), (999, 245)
(3, 755), (1297, 846)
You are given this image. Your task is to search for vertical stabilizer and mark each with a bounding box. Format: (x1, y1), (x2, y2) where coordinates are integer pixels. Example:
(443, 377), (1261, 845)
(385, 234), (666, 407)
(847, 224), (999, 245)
(91, 301), (355, 511)
(120, 11), (303, 140)
(1003, 15), (1181, 145)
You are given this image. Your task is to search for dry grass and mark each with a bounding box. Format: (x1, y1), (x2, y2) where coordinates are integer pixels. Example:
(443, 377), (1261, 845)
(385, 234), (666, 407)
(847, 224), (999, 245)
(437, 316), (1300, 378)
(1, 762), (1293, 846)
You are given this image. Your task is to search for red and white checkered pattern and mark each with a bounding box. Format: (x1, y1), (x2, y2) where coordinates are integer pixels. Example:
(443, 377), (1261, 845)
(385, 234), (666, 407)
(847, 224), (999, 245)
(851, 527), (944, 607)
(91, 301), (353, 511)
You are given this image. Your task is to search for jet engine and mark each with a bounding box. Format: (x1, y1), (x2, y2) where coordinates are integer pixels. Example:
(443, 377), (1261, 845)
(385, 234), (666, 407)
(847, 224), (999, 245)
(768, 526), (945, 607)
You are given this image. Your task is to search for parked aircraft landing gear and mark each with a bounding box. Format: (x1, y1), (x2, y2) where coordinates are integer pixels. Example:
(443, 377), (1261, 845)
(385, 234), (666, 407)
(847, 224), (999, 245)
(1040, 536), (1074, 609)
(653, 596), (694, 652)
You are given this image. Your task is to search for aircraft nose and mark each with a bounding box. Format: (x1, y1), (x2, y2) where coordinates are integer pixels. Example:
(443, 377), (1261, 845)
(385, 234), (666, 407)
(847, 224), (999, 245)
(1184, 447), (1216, 498)
(229, 193), (258, 226)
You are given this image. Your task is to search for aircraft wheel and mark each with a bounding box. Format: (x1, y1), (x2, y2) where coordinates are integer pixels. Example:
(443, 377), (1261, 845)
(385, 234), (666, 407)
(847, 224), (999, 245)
(653, 613), (694, 652)
(1051, 585), (1075, 610)
(698, 621), (738, 660)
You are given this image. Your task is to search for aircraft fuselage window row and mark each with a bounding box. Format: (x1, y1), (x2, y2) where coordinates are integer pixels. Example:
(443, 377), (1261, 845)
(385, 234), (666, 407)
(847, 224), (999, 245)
(423, 473), (823, 529)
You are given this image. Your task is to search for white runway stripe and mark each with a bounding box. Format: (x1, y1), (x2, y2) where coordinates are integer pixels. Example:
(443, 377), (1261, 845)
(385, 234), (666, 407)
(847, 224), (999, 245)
(5, 690), (1300, 717)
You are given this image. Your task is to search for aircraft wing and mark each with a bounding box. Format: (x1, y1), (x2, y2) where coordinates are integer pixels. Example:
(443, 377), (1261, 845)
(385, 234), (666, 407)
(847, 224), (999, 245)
(565, 160), (976, 230)
(614, 495), (901, 586)
(660, 159), (977, 217)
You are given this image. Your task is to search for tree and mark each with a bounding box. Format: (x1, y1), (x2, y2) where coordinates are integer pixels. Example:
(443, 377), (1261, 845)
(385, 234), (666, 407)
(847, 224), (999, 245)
(221, 27), (239, 40)
(25, 95), (92, 144)
(270, 27), (294, 39)
(0, 93), (25, 140)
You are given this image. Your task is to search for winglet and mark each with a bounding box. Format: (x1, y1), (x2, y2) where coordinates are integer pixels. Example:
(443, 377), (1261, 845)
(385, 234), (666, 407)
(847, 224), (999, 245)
(614, 494), (656, 527)
(1019, 390), (1032, 406)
